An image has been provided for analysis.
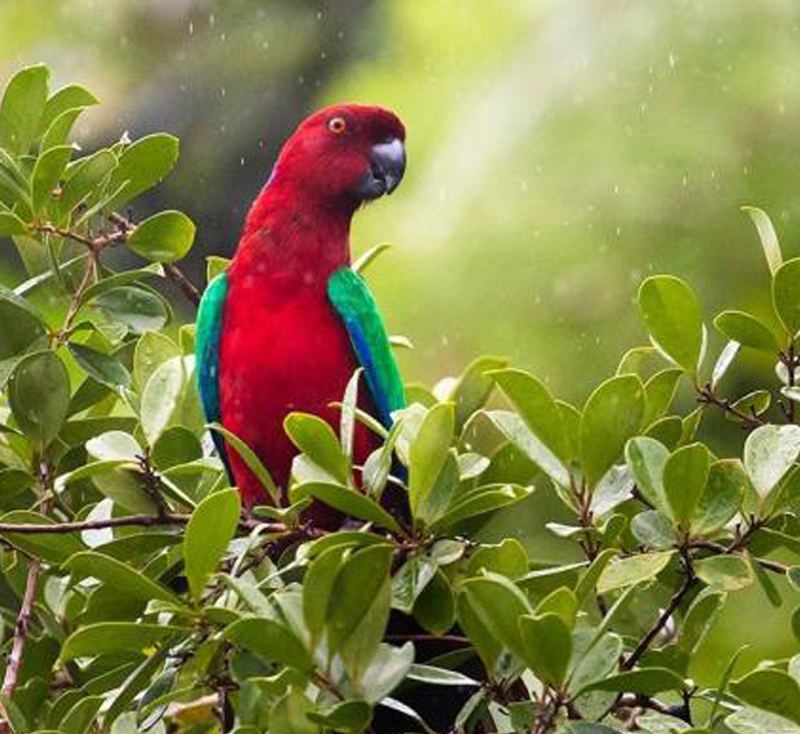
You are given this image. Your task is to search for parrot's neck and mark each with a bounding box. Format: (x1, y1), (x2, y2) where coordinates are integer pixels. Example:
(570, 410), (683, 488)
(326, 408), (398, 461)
(235, 179), (354, 284)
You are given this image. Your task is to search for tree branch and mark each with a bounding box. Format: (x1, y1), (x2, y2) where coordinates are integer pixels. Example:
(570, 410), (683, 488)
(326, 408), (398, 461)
(0, 558), (42, 733)
(0, 513), (282, 535)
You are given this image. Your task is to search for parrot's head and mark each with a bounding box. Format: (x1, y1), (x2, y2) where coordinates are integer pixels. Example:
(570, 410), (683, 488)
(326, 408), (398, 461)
(273, 104), (406, 207)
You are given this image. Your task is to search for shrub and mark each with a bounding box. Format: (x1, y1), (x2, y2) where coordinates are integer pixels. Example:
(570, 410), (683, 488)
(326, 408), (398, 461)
(1, 64), (800, 734)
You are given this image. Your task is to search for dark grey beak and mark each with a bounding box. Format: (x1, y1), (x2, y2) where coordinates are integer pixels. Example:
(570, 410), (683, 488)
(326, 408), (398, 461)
(355, 138), (406, 200)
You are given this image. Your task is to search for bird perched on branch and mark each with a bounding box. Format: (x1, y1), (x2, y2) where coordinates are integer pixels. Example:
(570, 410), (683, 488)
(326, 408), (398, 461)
(195, 105), (407, 516)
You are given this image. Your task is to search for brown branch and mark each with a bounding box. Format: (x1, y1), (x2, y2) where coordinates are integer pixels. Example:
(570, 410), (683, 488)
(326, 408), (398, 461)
(164, 263), (201, 307)
(0, 513), (281, 535)
(622, 554), (694, 671)
(696, 383), (764, 427)
(0, 558), (42, 732)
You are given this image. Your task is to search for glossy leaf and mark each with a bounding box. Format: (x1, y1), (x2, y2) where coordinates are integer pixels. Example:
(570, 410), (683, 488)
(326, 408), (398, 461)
(9, 350), (70, 449)
(126, 210), (196, 264)
(183, 487), (241, 602)
(0, 64), (49, 154)
(638, 275), (704, 373)
(581, 374), (644, 489)
(714, 310), (779, 352)
(773, 258), (800, 336)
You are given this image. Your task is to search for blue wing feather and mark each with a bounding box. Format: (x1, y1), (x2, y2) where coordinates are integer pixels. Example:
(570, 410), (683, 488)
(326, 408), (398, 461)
(327, 268), (405, 429)
(195, 272), (232, 476)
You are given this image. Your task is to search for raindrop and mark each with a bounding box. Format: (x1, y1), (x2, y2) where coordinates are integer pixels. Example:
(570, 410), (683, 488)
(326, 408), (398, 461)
(668, 52), (676, 68)
(209, 13), (215, 26)
(188, 20), (194, 35)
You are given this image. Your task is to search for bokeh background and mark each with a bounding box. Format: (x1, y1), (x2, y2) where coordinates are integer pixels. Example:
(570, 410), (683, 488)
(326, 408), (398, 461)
(2, 0), (799, 691)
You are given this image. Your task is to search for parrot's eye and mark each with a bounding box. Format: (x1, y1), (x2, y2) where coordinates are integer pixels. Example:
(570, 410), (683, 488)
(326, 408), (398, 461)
(328, 116), (347, 135)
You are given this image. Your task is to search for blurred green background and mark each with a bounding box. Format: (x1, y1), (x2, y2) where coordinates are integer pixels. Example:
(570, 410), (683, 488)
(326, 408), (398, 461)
(2, 0), (799, 688)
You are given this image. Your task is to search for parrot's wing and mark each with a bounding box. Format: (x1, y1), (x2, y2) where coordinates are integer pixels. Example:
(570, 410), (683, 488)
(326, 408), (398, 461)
(194, 271), (232, 474)
(328, 267), (406, 428)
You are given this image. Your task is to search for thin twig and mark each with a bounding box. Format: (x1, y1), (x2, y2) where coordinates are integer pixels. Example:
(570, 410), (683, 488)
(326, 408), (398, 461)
(696, 383), (764, 427)
(0, 513), (280, 535)
(164, 262), (201, 307)
(0, 558), (42, 731)
(623, 552), (695, 671)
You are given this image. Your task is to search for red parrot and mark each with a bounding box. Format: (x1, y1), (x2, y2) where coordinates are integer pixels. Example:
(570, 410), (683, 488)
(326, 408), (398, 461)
(195, 105), (407, 511)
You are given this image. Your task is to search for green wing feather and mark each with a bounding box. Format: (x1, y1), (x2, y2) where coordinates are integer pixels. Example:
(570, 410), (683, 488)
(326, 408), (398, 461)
(195, 272), (231, 471)
(327, 268), (405, 427)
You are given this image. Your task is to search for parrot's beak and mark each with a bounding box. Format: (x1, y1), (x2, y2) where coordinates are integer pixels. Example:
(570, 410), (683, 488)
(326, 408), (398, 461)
(357, 138), (406, 199)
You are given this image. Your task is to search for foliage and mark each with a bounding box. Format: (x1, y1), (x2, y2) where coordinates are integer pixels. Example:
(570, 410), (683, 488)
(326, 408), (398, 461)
(1, 65), (800, 734)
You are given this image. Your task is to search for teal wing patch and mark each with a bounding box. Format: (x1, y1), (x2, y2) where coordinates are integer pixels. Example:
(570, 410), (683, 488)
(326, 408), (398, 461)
(327, 268), (406, 428)
(195, 272), (231, 472)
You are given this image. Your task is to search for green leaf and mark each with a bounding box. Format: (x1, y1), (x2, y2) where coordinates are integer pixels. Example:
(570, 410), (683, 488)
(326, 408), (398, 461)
(773, 258), (800, 337)
(692, 460), (746, 535)
(432, 482), (530, 529)
(413, 569), (456, 635)
(32, 144), (72, 213)
(0, 210), (28, 237)
(626, 437), (670, 513)
(63, 551), (184, 606)
(577, 667), (684, 696)
(714, 310), (779, 352)
(407, 664), (479, 687)
(519, 612), (572, 687)
(270, 689), (320, 734)
(208, 422), (280, 504)
(0, 285), (46, 359)
(60, 622), (186, 662)
(81, 263), (165, 304)
(638, 275), (704, 373)
(223, 618), (313, 671)
(69, 342), (131, 390)
(597, 551), (674, 594)
(0, 64), (49, 154)
(107, 133), (180, 210)
(680, 589), (726, 653)
(95, 286), (168, 334)
(631, 511), (677, 548)
(695, 556), (753, 591)
(292, 482), (403, 534)
(183, 488), (240, 602)
(731, 669), (800, 726)
(126, 210), (196, 264)
(743, 206), (782, 275)
(328, 545), (393, 681)
(140, 356), (185, 445)
(60, 149), (117, 213)
(727, 707), (800, 734)
(0, 510), (85, 563)
(467, 538), (529, 579)
(285, 412), (350, 485)
(643, 368), (683, 427)
(448, 355), (508, 431)
(462, 572), (532, 662)
(581, 374), (645, 489)
(574, 549), (617, 604)
(9, 350), (71, 450)
(457, 593), (501, 672)
(308, 700), (373, 733)
(303, 545), (347, 642)
(712, 340), (740, 389)
(664, 442), (711, 528)
(41, 84), (98, 133)
(485, 410), (569, 486)
(133, 331), (180, 391)
(408, 402), (455, 520)
(41, 107), (87, 151)
(727, 390), (772, 423)
(490, 368), (568, 461)
(60, 696), (104, 734)
(743, 424), (800, 501)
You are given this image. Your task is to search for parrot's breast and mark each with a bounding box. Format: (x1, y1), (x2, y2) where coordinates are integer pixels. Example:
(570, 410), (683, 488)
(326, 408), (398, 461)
(218, 270), (377, 510)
